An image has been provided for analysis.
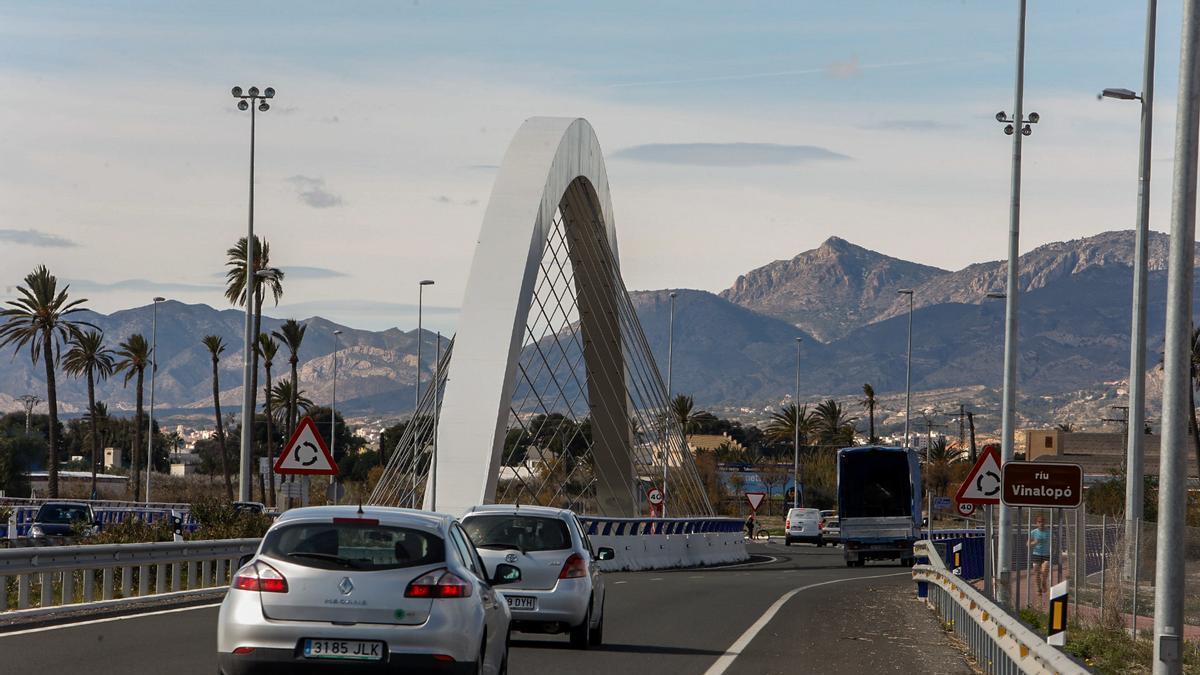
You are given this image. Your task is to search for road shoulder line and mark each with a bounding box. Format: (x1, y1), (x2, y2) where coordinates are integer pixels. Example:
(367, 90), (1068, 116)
(702, 571), (909, 675)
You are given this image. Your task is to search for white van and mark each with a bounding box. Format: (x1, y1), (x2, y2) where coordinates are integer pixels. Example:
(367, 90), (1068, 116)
(784, 507), (825, 547)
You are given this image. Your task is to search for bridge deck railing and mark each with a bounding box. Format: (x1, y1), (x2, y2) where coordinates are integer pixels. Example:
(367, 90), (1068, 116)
(0, 538), (259, 616)
(912, 540), (1086, 675)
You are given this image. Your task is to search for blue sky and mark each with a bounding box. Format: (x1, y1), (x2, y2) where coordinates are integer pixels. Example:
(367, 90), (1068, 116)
(0, 1), (1188, 331)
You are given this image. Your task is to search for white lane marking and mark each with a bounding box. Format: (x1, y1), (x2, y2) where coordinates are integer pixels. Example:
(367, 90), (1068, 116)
(613, 580), (628, 585)
(712, 555), (779, 569)
(702, 572), (908, 675)
(0, 603), (221, 637)
(649, 577), (663, 581)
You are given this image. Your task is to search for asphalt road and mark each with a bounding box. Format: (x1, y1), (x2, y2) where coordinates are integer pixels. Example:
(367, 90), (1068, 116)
(0, 542), (972, 674)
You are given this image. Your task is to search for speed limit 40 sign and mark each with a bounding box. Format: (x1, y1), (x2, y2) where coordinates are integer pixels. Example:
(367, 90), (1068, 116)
(647, 488), (664, 505)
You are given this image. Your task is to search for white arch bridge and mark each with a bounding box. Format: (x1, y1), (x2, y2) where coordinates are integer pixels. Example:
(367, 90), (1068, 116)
(369, 117), (714, 518)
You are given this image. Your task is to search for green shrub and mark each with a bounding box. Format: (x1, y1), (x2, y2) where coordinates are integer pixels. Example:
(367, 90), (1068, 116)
(189, 496), (270, 540)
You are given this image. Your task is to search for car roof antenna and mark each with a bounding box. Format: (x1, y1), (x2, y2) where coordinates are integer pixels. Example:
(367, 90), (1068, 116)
(357, 500), (364, 516)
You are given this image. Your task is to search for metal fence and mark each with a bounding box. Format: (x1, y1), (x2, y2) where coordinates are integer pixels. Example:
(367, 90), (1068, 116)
(1, 500), (199, 539)
(0, 538), (259, 614)
(912, 540), (1087, 675)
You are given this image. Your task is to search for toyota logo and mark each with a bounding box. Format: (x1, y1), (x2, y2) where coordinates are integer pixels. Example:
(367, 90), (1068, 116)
(505, 553), (518, 564)
(338, 577), (354, 595)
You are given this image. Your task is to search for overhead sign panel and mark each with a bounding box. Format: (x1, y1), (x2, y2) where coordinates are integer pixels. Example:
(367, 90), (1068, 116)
(955, 445), (1003, 505)
(1001, 462), (1082, 508)
(275, 416), (339, 476)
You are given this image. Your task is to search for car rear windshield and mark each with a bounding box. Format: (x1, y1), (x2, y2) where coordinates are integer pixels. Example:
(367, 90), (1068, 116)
(462, 515), (572, 552)
(840, 451), (913, 519)
(261, 522), (445, 571)
(36, 504), (91, 524)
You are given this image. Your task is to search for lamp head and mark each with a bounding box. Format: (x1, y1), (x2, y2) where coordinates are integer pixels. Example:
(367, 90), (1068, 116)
(237, 100), (249, 111)
(995, 111), (1007, 122)
(247, 86), (260, 97)
(231, 86), (243, 97)
(1027, 112), (1040, 123)
(420, 279), (435, 286)
(263, 87), (275, 98)
(1100, 87), (1138, 101)
(258, 102), (270, 112)
(153, 296), (166, 302)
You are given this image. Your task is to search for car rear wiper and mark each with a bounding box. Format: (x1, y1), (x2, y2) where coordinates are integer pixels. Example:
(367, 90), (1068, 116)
(477, 541), (526, 555)
(286, 552), (364, 568)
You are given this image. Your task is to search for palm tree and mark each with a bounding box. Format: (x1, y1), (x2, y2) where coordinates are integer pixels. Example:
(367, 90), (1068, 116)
(202, 335), (232, 500)
(667, 394), (715, 434)
(84, 401), (110, 466)
(224, 235), (284, 448)
(765, 403), (815, 447)
(258, 333), (280, 507)
(0, 266), (90, 497)
(859, 384), (878, 443)
(271, 318), (306, 436)
(63, 330), (116, 497)
(269, 381), (312, 428)
(814, 399), (857, 447)
(115, 334), (151, 501)
(926, 438), (966, 498)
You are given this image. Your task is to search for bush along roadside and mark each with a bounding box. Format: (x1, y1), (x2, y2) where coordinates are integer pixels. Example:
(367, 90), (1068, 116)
(1019, 608), (1200, 674)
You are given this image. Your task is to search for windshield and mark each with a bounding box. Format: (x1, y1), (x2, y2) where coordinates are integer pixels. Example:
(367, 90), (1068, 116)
(261, 522), (444, 571)
(36, 504), (91, 524)
(840, 451), (913, 519)
(462, 515), (572, 552)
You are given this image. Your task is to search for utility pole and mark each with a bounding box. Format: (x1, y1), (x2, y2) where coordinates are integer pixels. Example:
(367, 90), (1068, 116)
(18, 395), (40, 435)
(1153, 0), (1200, 666)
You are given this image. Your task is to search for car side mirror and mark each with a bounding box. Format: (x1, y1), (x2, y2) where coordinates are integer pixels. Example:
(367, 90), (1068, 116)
(491, 563), (521, 586)
(237, 554), (254, 570)
(596, 547), (615, 561)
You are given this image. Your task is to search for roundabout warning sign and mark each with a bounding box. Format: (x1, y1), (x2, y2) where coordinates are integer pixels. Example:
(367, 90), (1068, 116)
(955, 445), (1002, 506)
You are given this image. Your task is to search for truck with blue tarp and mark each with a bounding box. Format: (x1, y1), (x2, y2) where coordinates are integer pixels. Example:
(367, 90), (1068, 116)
(837, 446), (922, 567)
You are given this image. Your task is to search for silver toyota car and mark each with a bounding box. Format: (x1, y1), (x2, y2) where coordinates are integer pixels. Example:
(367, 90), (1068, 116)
(461, 505), (613, 649)
(217, 505), (521, 674)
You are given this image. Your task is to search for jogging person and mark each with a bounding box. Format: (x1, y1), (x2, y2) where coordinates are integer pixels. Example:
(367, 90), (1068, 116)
(1028, 513), (1051, 596)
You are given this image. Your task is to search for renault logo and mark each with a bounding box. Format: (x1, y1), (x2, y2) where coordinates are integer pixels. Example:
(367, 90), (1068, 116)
(338, 577), (354, 595)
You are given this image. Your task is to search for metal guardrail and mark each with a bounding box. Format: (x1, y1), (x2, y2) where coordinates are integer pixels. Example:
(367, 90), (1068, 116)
(0, 538), (259, 614)
(912, 540), (1086, 675)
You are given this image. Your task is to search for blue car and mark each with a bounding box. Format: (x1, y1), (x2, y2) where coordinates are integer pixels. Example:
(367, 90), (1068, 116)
(30, 501), (99, 538)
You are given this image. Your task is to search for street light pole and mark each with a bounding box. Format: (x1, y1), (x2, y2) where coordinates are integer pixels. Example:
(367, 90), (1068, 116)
(665, 291), (676, 518)
(232, 85), (275, 503)
(1099, 0), (1157, 585)
(146, 297), (165, 503)
(1154, 0), (1200, 667)
(898, 289), (914, 447)
(18, 395), (39, 435)
(794, 337), (802, 509)
(331, 329), (343, 504)
(994, 0), (1038, 608)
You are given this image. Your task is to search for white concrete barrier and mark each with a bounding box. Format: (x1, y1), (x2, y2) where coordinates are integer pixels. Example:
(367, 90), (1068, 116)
(581, 517), (748, 571)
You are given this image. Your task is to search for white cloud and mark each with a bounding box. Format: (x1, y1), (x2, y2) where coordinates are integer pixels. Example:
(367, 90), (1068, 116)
(0, 228), (78, 247)
(285, 175), (344, 208)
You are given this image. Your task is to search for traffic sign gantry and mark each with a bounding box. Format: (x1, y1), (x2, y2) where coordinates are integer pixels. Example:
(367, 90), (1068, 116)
(955, 445), (1002, 505)
(1001, 461), (1082, 508)
(745, 492), (766, 513)
(274, 416), (339, 475)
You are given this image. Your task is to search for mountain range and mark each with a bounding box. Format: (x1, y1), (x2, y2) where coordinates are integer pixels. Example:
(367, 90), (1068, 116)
(0, 230), (1182, 436)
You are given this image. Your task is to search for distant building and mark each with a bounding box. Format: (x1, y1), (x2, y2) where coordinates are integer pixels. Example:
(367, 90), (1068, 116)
(27, 471), (127, 499)
(686, 433), (746, 455)
(103, 446), (124, 470)
(1023, 429), (1199, 479)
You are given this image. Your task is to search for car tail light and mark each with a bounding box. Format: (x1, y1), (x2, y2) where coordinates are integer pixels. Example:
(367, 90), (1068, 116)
(785, 520), (791, 529)
(405, 569), (472, 598)
(559, 553), (587, 579)
(232, 561), (288, 593)
(232, 647), (256, 655)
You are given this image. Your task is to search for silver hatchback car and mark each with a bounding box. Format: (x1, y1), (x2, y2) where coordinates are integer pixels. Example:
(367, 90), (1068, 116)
(461, 505), (613, 649)
(217, 505), (521, 674)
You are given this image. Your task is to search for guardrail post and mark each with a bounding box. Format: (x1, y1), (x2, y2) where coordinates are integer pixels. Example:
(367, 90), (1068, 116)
(82, 568), (94, 602)
(201, 560), (212, 589)
(120, 566), (131, 598)
(186, 561), (198, 590)
(39, 572), (52, 607)
(215, 559), (227, 587)
(62, 569), (74, 605)
(138, 564), (149, 596)
(101, 568), (113, 600)
(155, 563), (166, 594)
(170, 562), (181, 592)
(16, 574), (29, 609)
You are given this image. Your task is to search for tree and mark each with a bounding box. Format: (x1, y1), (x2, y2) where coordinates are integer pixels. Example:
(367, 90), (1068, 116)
(755, 456), (790, 516)
(115, 334), (151, 501)
(62, 330), (115, 497)
(859, 384), (878, 443)
(926, 438), (966, 499)
(224, 235), (284, 457)
(271, 319), (307, 437)
(202, 335), (232, 500)
(269, 381), (312, 429)
(0, 266), (90, 497)
(258, 333), (280, 507)
(668, 394), (716, 434)
(813, 399), (857, 447)
(765, 403), (815, 448)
